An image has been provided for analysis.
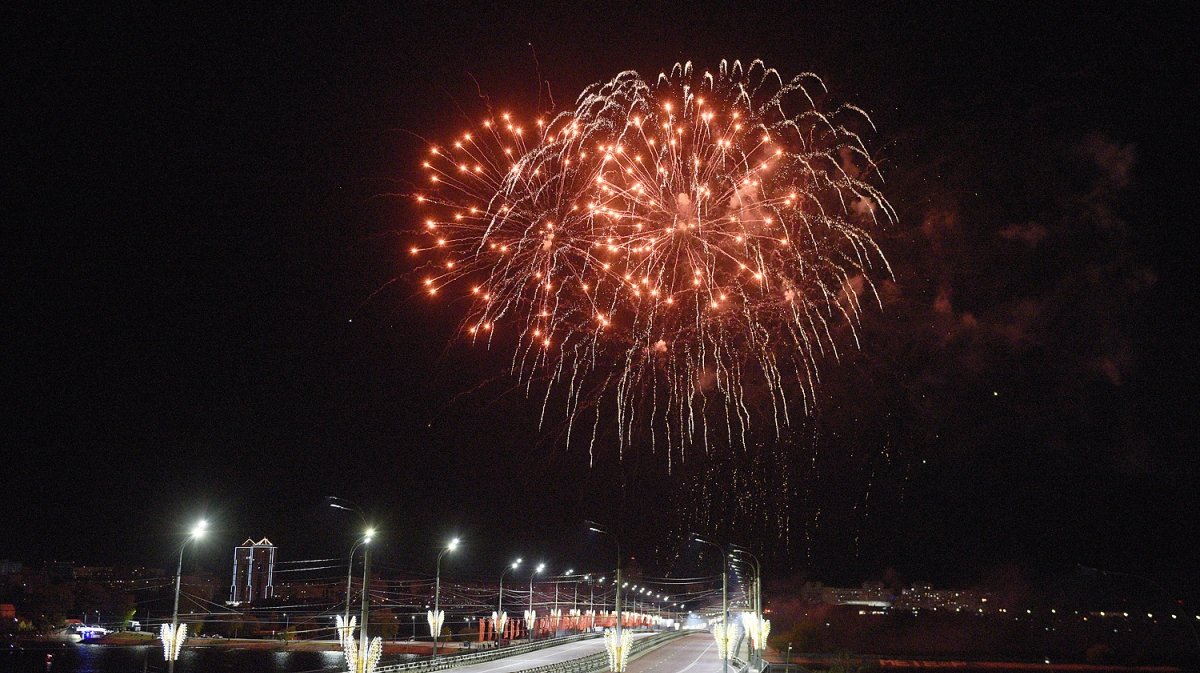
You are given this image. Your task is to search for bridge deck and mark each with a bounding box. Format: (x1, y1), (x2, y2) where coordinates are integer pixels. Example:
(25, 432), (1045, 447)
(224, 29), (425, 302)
(439, 633), (655, 673)
(624, 633), (722, 673)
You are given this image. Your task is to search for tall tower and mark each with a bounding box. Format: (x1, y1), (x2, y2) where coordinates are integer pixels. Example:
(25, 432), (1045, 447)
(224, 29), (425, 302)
(229, 538), (276, 604)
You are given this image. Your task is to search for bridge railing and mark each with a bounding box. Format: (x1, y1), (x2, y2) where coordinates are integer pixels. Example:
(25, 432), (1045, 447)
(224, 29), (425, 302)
(373, 628), (688, 673)
(373, 632), (601, 673)
(507, 628), (691, 673)
(762, 664), (817, 673)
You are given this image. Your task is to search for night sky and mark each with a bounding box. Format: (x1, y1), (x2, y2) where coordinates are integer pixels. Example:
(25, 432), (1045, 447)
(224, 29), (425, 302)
(5, 3), (1197, 599)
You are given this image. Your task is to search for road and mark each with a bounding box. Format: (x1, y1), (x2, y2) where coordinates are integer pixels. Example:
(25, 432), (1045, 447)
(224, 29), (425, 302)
(625, 633), (722, 673)
(439, 633), (655, 673)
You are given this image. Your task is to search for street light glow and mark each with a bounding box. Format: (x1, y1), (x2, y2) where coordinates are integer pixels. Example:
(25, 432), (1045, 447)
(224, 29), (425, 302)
(448, 537), (460, 551)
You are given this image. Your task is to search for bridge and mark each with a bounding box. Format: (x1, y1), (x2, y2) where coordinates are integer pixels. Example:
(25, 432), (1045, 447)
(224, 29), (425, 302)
(374, 630), (735, 673)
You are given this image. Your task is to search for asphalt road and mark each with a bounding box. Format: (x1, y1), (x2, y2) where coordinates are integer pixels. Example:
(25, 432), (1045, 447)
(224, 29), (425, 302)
(440, 633), (655, 673)
(624, 634), (722, 673)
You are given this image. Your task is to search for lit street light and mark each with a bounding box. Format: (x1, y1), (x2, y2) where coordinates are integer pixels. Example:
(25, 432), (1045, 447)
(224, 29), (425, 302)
(527, 563), (545, 642)
(431, 537), (459, 658)
(587, 521), (628, 672)
(166, 519), (206, 673)
(731, 546), (765, 670)
(694, 535), (729, 673)
(497, 559), (521, 643)
(343, 530), (373, 638)
(329, 497), (379, 673)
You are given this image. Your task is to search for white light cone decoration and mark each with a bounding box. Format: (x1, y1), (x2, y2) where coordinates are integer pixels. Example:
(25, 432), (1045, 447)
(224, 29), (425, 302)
(740, 612), (757, 636)
(493, 611), (508, 637)
(604, 627), (633, 672)
(712, 622), (739, 660)
(523, 610), (537, 637)
(740, 612), (756, 653)
(160, 622), (187, 661)
(336, 615), (357, 650)
(755, 620), (770, 651)
(342, 632), (383, 673)
(342, 632), (357, 671)
(550, 608), (562, 631)
(739, 612), (770, 650)
(569, 608), (581, 629)
(363, 636), (384, 673)
(427, 610), (445, 638)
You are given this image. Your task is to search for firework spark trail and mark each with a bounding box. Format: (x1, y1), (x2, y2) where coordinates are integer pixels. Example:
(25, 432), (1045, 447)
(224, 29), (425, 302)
(411, 60), (894, 466)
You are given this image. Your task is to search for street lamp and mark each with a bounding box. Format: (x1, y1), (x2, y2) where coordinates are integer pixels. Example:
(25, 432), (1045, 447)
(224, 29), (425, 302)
(165, 519), (206, 673)
(587, 521), (629, 673)
(497, 559), (521, 643)
(527, 563), (545, 642)
(587, 523), (623, 636)
(329, 498), (379, 673)
(431, 537), (459, 658)
(731, 546), (764, 669)
(356, 530), (376, 673)
(343, 530), (374, 638)
(694, 536), (729, 673)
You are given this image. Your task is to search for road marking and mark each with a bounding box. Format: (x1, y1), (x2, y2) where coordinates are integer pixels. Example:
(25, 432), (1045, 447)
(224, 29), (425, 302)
(631, 636), (715, 673)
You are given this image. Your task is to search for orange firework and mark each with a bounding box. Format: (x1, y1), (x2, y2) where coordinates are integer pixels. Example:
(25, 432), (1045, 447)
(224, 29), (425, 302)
(411, 60), (894, 465)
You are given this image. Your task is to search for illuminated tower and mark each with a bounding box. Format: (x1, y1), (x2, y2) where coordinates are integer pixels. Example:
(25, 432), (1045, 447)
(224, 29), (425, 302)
(229, 538), (275, 604)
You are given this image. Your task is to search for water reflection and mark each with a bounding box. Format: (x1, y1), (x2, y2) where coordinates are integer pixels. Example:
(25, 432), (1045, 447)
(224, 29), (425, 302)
(1, 643), (348, 672)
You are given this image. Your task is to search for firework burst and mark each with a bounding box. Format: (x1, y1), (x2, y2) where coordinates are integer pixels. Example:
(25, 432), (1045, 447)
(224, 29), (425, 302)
(411, 59), (894, 465)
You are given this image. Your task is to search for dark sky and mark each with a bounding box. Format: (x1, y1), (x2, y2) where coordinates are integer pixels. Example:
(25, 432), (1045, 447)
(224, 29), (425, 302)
(5, 2), (1197, 598)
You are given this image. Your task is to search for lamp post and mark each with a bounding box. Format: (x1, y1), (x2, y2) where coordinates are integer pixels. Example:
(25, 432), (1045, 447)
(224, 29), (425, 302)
(431, 538), (459, 658)
(343, 532), (373, 637)
(528, 563), (545, 641)
(497, 559), (521, 643)
(586, 523), (622, 639)
(358, 534), (372, 673)
(694, 536), (728, 673)
(167, 519), (206, 673)
(732, 547), (763, 669)
(588, 522), (629, 673)
(730, 557), (758, 668)
(330, 497), (377, 673)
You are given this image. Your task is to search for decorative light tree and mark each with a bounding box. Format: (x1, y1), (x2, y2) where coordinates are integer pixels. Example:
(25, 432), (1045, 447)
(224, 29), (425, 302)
(492, 611), (508, 642)
(713, 621), (739, 661)
(160, 623), (186, 664)
(523, 609), (537, 640)
(604, 626), (633, 673)
(426, 610), (445, 649)
(336, 615), (356, 650)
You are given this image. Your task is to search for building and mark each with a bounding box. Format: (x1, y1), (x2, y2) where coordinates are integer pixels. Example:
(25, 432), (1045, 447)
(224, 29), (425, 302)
(73, 566), (114, 580)
(821, 581), (893, 609)
(229, 538), (276, 604)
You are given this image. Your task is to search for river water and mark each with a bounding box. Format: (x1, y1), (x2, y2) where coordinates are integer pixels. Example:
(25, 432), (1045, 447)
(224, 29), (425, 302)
(1, 643), (353, 673)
